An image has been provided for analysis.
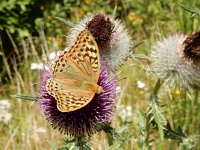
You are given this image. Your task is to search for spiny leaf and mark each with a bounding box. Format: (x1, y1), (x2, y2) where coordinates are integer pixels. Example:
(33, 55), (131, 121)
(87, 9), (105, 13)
(102, 123), (126, 143)
(180, 4), (200, 17)
(163, 122), (185, 142)
(130, 40), (144, 51)
(14, 95), (40, 101)
(47, 141), (58, 150)
(54, 16), (75, 27)
(59, 136), (91, 150)
(148, 96), (166, 141)
(130, 54), (150, 60)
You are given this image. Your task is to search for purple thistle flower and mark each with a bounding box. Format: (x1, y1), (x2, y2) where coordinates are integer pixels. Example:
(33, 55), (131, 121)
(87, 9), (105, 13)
(39, 63), (117, 138)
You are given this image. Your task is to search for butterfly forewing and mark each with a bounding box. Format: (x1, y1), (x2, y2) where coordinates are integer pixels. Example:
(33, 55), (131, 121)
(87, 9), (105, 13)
(67, 30), (100, 82)
(51, 50), (87, 80)
(46, 29), (100, 112)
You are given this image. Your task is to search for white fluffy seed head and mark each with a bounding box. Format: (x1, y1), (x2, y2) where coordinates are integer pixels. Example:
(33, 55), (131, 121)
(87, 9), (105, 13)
(103, 17), (132, 68)
(67, 14), (132, 69)
(150, 34), (200, 89)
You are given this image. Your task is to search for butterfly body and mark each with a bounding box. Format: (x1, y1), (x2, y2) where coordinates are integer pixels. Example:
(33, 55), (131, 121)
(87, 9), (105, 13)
(46, 29), (102, 112)
(83, 81), (103, 94)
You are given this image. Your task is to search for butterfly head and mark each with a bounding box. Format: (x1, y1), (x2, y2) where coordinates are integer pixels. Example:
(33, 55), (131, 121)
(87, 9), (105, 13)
(96, 85), (104, 94)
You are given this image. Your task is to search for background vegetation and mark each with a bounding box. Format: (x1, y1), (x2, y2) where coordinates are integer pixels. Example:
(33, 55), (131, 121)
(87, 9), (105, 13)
(0, 0), (200, 149)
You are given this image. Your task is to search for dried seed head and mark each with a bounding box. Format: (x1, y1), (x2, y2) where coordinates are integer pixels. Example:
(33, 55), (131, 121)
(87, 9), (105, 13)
(87, 14), (114, 48)
(181, 31), (200, 66)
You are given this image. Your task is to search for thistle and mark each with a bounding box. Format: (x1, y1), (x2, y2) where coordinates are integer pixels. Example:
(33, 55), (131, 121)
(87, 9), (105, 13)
(37, 13), (130, 144)
(150, 33), (200, 88)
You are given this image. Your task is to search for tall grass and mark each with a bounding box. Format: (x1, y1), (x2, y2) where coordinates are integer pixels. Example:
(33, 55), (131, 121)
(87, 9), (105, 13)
(0, 29), (66, 150)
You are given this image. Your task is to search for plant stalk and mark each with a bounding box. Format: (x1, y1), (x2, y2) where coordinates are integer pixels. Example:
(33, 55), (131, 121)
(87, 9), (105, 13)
(145, 78), (162, 147)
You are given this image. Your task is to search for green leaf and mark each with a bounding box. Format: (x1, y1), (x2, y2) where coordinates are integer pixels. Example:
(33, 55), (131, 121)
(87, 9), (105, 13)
(148, 96), (166, 141)
(17, 29), (30, 38)
(102, 123), (126, 143)
(180, 4), (200, 17)
(54, 16), (75, 27)
(130, 41), (144, 50)
(130, 54), (150, 60)
(164, 122), (185, 142)
(35, 18), (44, 28)
(0, 51), (4, 56)
(14, 95), (41, 101)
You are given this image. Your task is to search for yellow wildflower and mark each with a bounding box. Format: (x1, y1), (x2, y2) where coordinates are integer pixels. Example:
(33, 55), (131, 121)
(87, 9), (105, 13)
(48, 36), (53, 41)
(128, 12), (136, 22)
(139, 90), (144, 95)
(128, 12), (143, 26)
(174, 89), (181, 96)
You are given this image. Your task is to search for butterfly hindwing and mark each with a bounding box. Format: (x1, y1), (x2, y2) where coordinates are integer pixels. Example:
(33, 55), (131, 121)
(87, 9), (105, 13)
(46, 77), (83, 96)
(55, 89), (95, 112)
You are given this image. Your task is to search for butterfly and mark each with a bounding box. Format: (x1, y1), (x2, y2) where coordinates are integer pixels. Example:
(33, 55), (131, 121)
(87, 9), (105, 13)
(46, 29), (103, 112)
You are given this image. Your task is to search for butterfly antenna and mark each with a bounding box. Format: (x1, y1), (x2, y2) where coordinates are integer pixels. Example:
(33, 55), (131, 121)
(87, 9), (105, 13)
(107, 63), (138, 84)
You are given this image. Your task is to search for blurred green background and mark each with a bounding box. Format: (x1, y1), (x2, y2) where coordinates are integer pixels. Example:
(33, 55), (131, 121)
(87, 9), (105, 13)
(0, 0), (200, 149)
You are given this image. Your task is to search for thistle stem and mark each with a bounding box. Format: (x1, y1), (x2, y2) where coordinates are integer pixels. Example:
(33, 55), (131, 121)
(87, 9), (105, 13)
(193, 90), (199, 133)
(152, 78), (162, 96)
(145, 78), (162, 147)
(102, 123), (126, 145)
(76, 137), (91, 150)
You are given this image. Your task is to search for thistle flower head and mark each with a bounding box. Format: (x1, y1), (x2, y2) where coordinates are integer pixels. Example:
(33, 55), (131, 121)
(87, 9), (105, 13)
(39, 63), (117, 138)
(67, 13), (132, 69)
(150, 33), (200, 88)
